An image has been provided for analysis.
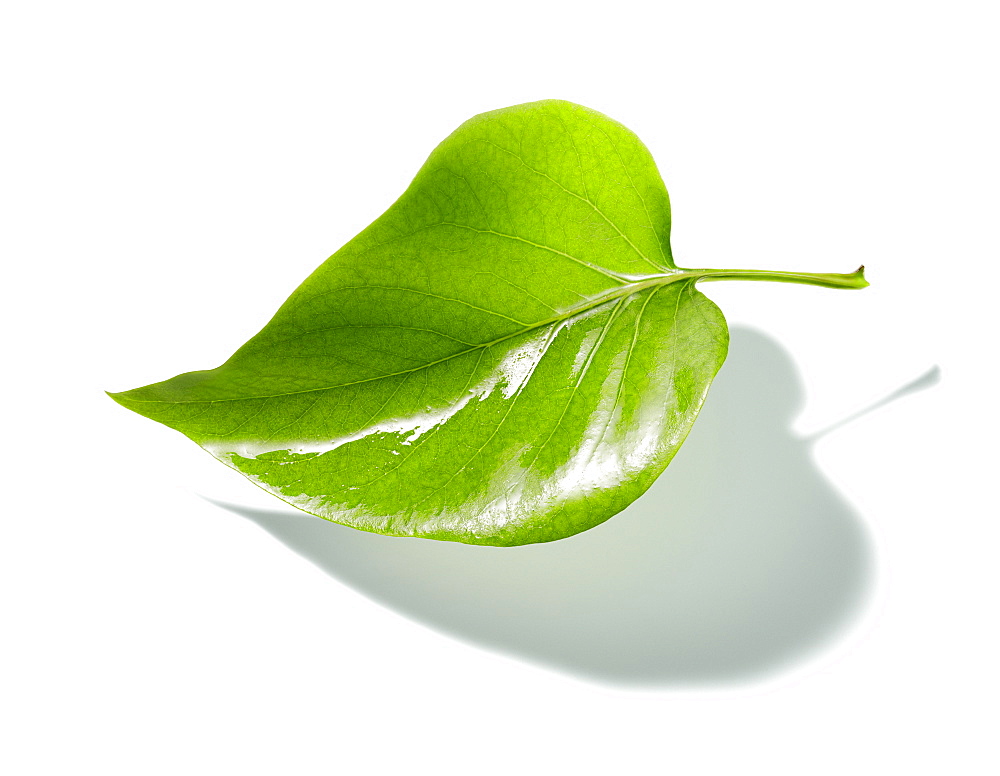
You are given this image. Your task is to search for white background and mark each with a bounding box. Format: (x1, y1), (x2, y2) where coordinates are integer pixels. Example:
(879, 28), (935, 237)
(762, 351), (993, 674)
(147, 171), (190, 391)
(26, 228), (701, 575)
(3, 1), (997, 773)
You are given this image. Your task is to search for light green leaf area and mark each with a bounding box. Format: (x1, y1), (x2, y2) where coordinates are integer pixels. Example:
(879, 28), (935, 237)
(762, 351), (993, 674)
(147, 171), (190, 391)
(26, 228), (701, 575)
(110, 100), (865, 546)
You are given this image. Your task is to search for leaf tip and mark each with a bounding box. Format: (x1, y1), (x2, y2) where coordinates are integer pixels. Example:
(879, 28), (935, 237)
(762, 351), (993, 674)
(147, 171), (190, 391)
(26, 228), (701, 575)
(106, 389), (134, 409)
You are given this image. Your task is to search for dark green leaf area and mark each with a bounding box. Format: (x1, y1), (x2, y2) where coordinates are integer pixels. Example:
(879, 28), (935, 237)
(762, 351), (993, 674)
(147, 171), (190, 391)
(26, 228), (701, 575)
(217, 282), (726, 545)
(117, 101), (675, 410)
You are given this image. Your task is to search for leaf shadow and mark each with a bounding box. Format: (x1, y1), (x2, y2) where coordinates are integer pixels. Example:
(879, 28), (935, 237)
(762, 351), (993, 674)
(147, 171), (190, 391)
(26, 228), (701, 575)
(207, 328), (936, 688)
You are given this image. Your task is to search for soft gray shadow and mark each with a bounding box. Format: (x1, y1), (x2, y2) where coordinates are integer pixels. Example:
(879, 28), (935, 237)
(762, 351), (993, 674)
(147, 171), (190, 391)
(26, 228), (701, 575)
(207, 329), (934, 688)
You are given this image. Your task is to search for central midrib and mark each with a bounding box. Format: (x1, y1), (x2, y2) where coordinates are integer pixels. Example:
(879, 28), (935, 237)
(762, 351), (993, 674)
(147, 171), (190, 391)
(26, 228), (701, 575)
(122, 271), (694, 406)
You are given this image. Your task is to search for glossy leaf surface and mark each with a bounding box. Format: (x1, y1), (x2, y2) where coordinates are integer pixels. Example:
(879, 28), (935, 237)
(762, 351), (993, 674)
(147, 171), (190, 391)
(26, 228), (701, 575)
(110, 100), (866, 545)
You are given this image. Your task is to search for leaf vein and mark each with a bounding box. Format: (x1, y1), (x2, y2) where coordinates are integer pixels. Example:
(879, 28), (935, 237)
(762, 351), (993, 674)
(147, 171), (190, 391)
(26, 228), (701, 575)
(471, 138), (663, 273)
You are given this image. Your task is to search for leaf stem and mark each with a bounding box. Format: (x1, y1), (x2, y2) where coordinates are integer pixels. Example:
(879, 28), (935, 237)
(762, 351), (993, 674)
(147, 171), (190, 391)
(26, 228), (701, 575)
(686, 265), (868, 290)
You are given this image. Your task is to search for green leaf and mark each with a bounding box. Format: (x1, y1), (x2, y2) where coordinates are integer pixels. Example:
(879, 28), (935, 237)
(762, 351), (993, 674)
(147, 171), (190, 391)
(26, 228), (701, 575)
(110, 100), (867, 546)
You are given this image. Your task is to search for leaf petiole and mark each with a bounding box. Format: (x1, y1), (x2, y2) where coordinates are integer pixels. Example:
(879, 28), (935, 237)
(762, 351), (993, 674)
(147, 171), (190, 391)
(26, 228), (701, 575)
(683, 265), (868, 290)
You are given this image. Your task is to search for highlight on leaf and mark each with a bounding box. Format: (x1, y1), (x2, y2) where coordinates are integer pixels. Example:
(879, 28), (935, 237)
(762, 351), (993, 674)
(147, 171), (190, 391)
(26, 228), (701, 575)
(109, 100), (867, 546)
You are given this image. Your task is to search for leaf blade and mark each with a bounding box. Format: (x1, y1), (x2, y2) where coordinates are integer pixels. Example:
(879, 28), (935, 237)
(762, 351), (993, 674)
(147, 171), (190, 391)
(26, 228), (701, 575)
(111, 100), (731, 545)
